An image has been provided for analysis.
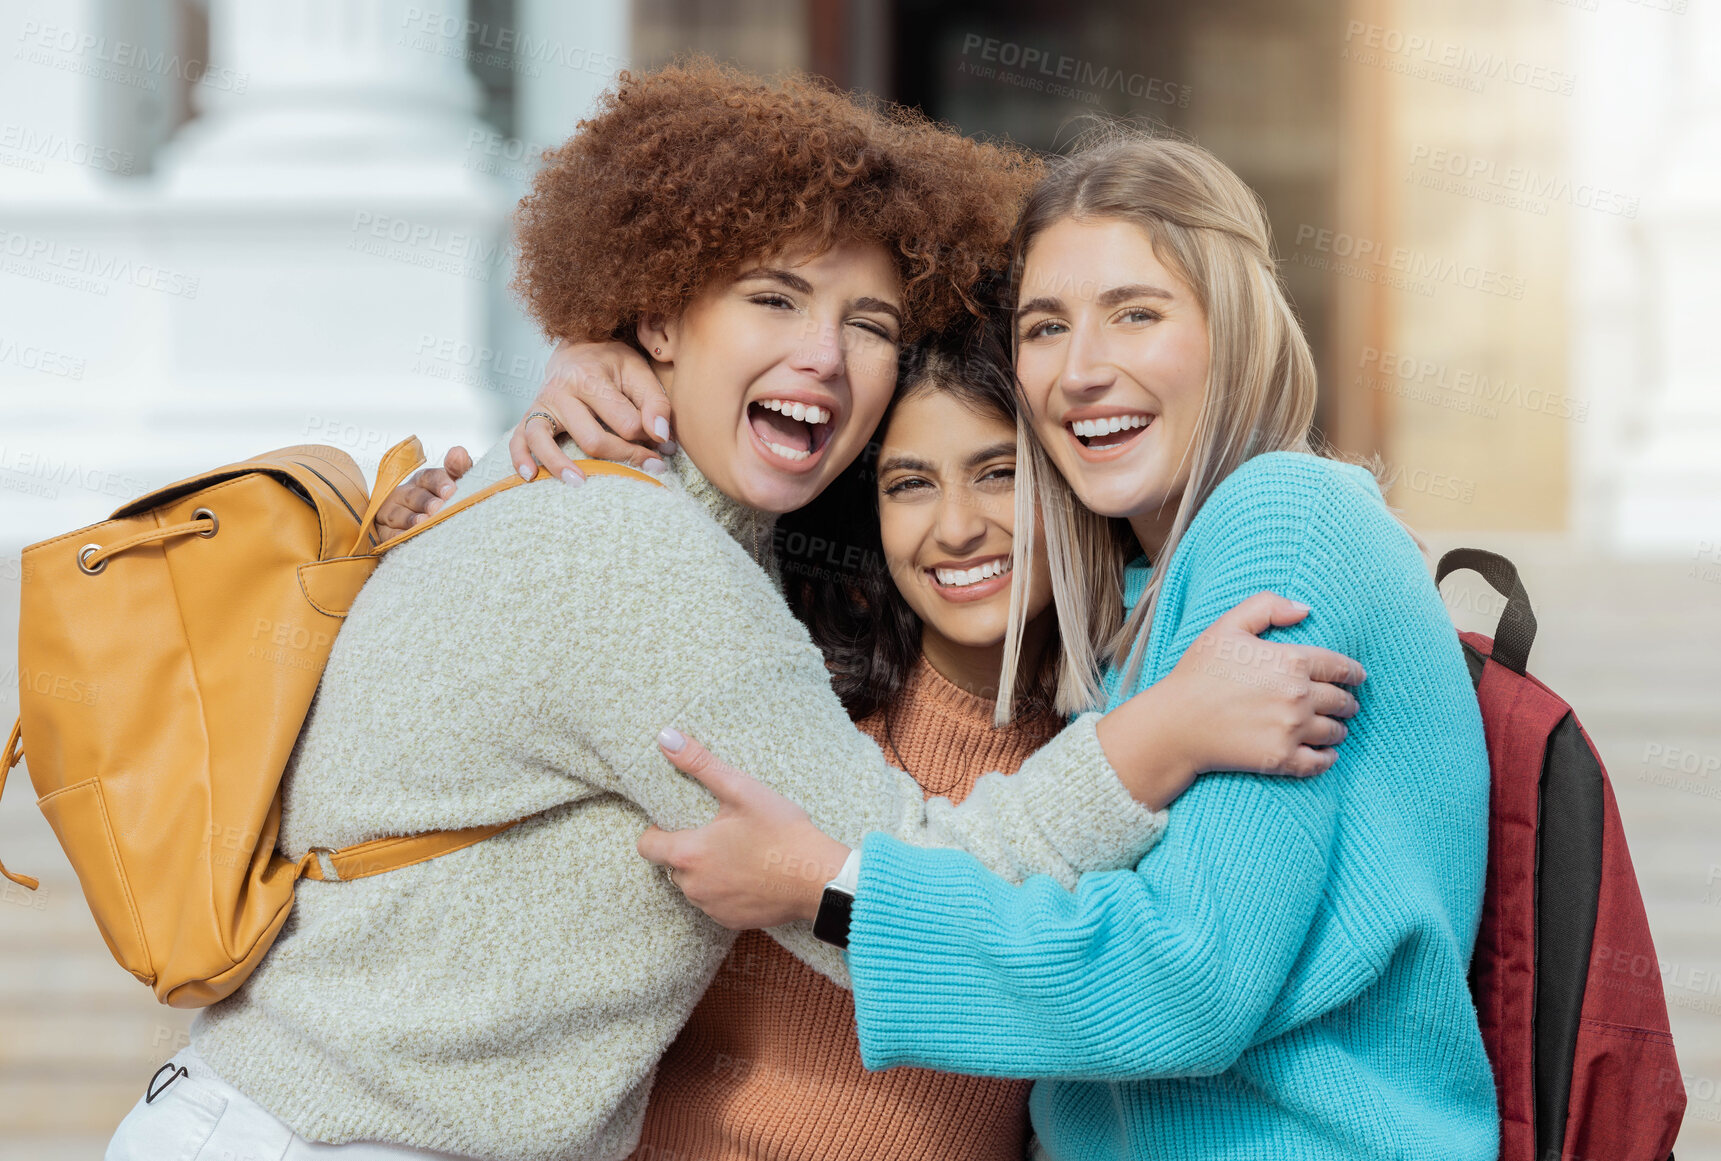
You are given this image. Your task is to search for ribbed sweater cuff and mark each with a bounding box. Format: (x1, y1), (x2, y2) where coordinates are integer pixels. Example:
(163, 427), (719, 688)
(849, 834), (1032, 1075)
(1024, 711), (1169, 876)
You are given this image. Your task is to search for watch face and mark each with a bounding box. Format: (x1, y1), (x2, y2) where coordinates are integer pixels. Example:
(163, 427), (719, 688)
(813, 886), (854, 949)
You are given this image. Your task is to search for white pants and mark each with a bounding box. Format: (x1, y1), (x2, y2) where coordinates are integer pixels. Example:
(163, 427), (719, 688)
(105, 1047), (476, 1160)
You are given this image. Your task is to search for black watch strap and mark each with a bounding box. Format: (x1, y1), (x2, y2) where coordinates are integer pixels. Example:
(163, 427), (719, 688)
(813, 885), (854, 949)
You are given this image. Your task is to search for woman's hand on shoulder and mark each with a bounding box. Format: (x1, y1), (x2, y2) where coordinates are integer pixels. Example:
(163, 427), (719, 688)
(373, 445), (473, 540)
(372, 340), (673, 538)
(510, 339), (676, 483)
(1098, 592), (1365, 810)
(638, 728), (850, 930)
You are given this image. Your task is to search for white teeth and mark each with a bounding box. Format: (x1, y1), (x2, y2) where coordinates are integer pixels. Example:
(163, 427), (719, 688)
(763, 439), (811, 462)
(758, 399), (830, 425)
(934, 558), (1012, 588)
(1069, 414), (1152, 438)
(754, 399), (830, 461)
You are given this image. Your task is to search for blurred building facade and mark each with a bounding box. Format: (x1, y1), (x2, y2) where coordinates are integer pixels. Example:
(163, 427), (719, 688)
(1, 0), (1716, 551)
(637, 0), (1720, 559)
(0, 0), (1716, 1156)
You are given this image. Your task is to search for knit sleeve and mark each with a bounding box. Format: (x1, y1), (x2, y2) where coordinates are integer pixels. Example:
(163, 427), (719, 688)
(846, 456), (1400, 1077)
(516, 478), (1167, 985)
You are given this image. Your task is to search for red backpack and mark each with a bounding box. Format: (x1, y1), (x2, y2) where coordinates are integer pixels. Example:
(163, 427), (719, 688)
(1437, 549), (1686, 1161)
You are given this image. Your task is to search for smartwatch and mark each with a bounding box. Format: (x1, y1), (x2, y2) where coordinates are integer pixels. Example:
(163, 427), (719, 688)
(813, 847), (862, 949)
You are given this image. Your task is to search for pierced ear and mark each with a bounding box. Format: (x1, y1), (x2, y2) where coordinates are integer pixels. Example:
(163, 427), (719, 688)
(637, 315), (675, 362)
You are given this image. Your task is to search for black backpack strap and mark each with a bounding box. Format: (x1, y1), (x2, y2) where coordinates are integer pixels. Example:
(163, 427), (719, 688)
(1534, 712), (1606, 1161)
(1435, 548), (1537, 674)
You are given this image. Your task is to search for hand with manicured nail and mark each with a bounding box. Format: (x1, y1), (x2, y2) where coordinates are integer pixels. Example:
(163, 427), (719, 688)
(1097, 591), (1366, 811)
(637, 590), (1365, 930)
(639, 728), (850, 930)
(374, 445), (473, 539)
(506, 339), (678, 484)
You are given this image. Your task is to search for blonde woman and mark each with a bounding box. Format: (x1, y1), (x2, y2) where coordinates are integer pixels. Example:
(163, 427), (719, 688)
(479, 132), (1497, 1159)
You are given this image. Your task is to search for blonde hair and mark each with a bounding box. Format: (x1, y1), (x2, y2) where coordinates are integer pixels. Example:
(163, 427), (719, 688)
(996, 129), (1336, 719)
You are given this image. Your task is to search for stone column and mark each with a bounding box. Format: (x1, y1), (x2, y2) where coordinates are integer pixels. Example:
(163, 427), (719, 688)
(166, 0), (484, 171)
(480, 0), (632, 422)
(143, 0), (505, 472)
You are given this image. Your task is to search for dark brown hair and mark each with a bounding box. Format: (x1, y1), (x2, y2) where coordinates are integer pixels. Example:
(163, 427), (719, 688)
(779, 289), (1061, 724)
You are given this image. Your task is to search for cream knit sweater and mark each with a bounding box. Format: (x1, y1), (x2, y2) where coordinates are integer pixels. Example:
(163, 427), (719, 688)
(191, 437), (1167, 1161)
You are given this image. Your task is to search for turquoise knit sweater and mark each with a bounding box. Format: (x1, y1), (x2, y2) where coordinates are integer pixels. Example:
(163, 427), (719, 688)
(846, 451), (1499, 1159)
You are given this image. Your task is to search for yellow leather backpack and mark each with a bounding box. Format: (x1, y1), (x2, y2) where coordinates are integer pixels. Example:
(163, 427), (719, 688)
(0, 436), (659, 1007)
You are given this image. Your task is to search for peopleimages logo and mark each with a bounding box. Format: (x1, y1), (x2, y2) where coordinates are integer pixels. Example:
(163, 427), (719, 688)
(0, 229), (201, 299)
(398, 7), (627, 77)
(0, 124), (134, 175)
(958, 34), (1192, 108)
(346, 211), (508, 283)
(1406, 145), (1638, 219)
(1292, 224), (1526, 300)
(1341, 22), (1575, 95)
(409, 332), (542, 400)
(7, 665), (98, 707)
(15, 20), (250, 93)
(464, 128), (555, 184)
(0, 335), (85, 381)
(0, 442), (158, 501)
(1357, 347), (1588, 421)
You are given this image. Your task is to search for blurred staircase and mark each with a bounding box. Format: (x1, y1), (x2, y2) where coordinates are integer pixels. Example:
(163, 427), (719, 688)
(1431, 532), (1721, 1157)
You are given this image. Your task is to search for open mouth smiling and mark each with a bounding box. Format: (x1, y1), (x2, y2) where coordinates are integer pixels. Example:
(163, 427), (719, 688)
(932, 556), (1011, 588)
(926, 554), (1013, 602)
(1066, 412), (1155, 451)
(747, 397), (837, 466)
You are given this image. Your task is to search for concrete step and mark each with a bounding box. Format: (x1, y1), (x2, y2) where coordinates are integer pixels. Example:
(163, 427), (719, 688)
(0, 1134), (127, 1161)
(0, 1006), (191, 1075)
(0, 946), (144, 1004)
(0, 1078), (147, 1138)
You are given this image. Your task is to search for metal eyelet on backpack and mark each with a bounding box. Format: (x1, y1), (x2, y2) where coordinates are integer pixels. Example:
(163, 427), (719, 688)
(145, 1062), (188, 1104)
(76, 544), (106, 576)
(192, 508), (218, 538)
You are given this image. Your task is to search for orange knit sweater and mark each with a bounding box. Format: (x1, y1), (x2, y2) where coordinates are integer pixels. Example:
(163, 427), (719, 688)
(629, 653), (1063, 1161)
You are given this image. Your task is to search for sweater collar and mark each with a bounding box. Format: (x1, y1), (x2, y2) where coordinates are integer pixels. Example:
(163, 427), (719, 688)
(668, 451), (779, 574)
(1122, 553), (1155, 614)
(902, 652), (999, 725)
(901, 651), (1063, 736)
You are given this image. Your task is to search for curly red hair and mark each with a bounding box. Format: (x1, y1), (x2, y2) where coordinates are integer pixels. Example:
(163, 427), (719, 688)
(512, 57), (1042, 344)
